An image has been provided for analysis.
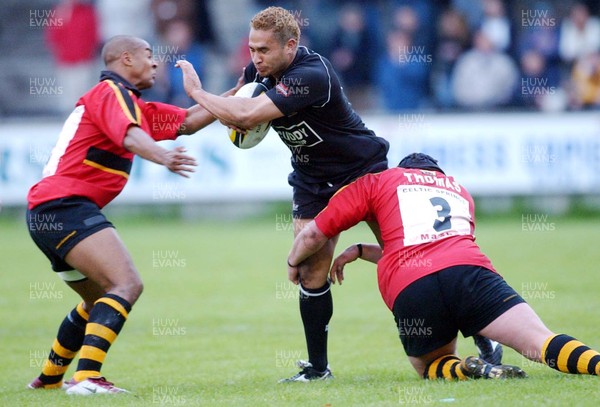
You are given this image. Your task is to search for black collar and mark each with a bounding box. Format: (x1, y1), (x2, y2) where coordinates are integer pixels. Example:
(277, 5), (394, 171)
(99, 70), (141, 97)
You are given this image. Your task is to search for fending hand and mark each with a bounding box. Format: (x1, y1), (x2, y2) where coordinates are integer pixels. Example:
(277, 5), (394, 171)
(175, 60), (202, 97)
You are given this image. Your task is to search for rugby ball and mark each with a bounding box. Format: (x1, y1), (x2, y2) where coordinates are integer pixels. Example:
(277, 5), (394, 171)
(227, 82), (271, 149)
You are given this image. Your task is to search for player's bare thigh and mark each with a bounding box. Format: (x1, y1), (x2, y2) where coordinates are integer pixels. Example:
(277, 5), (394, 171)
(65, 227), (143, 305)
(477, 302), (553, 362)
(293, 217), (339, 289)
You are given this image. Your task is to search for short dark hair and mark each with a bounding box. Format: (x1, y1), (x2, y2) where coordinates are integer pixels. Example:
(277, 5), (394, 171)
(398, 153), (445, 174)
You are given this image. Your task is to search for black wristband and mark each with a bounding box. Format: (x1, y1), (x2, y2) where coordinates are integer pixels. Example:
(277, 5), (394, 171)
(356, 243), (363, 258)
(287, 259), (296, 267)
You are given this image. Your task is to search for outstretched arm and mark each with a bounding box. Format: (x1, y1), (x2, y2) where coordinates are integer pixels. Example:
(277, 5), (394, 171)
(329, 243), (382, 285)
(123, 126), (197, 177)
(176, 60), (283, 130)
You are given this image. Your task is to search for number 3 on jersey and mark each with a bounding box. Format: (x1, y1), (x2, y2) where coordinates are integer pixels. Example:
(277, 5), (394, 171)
(397, 186), (472, 246)
(429, 197), (451, 232)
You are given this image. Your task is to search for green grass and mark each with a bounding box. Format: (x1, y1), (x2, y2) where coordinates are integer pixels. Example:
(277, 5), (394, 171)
(1, 212), (600, 406)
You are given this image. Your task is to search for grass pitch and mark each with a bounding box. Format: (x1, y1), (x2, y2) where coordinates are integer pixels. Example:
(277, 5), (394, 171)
(1, 210), (600, 406)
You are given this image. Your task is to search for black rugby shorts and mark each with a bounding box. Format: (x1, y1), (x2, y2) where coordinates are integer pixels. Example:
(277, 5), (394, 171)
(27, 197), (114, 273)
(392, 265), (525, 357)
(290, 159), (388, 219)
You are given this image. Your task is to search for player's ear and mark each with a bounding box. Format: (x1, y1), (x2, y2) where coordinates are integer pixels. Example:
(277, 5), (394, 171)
(121, 51), (133, 67)
(285, 38), (297, 54)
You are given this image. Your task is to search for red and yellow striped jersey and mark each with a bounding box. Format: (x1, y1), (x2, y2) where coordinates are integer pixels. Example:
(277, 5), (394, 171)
(28, 70), (186, 209)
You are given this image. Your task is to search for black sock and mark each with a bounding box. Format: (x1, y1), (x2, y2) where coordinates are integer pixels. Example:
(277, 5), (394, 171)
(39, 302), (88, 386)
(299, 281), (332, 372)
(543, 334), (600, 375)
(74, 293), (132, 382)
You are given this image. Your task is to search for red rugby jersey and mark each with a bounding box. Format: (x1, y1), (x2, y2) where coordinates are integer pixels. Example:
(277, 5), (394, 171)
(28, 71), (186, 209)
(314, 167), (495, 310)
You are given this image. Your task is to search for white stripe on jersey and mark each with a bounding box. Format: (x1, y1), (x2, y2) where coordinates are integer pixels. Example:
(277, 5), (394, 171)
(43, 105), (85, 178)
(300, 46), (332, 108)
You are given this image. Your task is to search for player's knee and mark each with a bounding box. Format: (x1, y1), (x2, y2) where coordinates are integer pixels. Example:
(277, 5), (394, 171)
(111, 283), (142, 305)
(298, 267), (329, 289)
(130, 279), (144, 302)
(109, 273), (143, 305)
(124, 278), (144, 304)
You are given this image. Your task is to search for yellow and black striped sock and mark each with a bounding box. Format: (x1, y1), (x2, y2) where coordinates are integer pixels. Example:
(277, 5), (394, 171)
(73, 294), (131, 382)
(423, 355), (467, 380)
(38, 302), (89, 388)
(542, 334), (600, 375)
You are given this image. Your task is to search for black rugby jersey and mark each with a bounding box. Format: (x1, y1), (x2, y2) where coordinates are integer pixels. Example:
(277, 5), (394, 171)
(243, 46), (389, 187)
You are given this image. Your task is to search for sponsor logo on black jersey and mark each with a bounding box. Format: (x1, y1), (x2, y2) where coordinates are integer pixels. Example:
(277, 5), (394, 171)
(273, 121), (323, 148)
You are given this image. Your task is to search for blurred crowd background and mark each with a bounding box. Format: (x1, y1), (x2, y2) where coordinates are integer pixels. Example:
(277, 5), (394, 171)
(1, 0), (600, 117)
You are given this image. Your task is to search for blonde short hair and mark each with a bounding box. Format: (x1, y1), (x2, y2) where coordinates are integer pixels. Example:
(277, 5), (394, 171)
(250, 6), (300, 45)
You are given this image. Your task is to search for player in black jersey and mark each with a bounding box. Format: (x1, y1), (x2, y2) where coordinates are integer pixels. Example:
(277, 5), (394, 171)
(177, 7), (498, 382)
(178, 6), (387, 382)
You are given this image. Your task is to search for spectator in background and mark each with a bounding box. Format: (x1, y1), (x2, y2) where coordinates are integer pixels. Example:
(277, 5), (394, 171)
(389, 1), (438, 50)
(192, 0), (216, 47)
(329, 4), (374, 110)
(514, 1), (560, 72)
(390, 5), (420, 39)
(431, 7), (471, 109)
(377, 30), (430, 111)
(96, 0), (154, 43)
(149, 0), (218, 98)
(159, 19), (205, 107)
(569, 51), (600, 109)
(151, 0), (216, 47)
(452, 0), (484, 32)
(227, 36), (251, 89)
(452, 29), (518, 109)
(147, 0), (206, 103)
(150, 0), (196, 38)
(558, 2), (600, 65)
(479, 0), (511, 52)
(515, 49), (564, 111)
(45, 0), (99, 115)
(513, 1), (566, 111)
